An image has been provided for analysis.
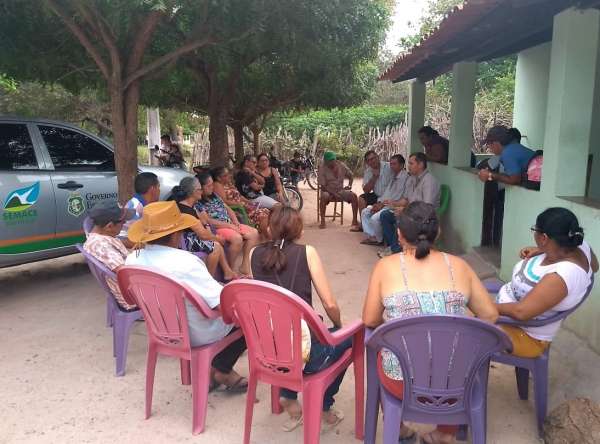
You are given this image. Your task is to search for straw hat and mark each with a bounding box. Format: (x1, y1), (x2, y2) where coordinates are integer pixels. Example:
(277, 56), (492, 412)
(128, 201), (198, 244)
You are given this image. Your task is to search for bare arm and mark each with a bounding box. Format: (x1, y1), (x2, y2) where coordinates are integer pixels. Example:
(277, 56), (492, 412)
(362, 168), (379, 193)
(463, 262), (498, 323)
(591, 248), (599, 273)
(306, 245), (342, 328)
(362, 261), (385, 328)
(497, 273), (568, 321)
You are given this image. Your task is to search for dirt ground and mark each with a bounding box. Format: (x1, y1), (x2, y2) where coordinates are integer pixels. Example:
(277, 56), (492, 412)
(2, 182), (600, 444)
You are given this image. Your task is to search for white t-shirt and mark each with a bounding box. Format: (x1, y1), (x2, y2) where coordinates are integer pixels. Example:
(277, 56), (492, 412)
(497, 241), (593, 341)
(126, 244), (233, 346)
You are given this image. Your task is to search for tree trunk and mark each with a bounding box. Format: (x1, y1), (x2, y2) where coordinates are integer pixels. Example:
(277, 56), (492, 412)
(252, 126), (262, 155)
(209, 108), (229, 167)
(231, 121), (245, 164)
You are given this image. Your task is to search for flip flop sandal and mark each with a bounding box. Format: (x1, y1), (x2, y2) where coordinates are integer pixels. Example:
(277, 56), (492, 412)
(282, 415), (303, 432)
(208, 378), (221, 393)
(321, 408), (344, 433)
(361, 238), (381, 246)
(223, 376), (249, 393)
(349, 226), (363, 232)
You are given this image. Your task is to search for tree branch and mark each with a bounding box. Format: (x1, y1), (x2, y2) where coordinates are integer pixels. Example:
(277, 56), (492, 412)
(125, 10), (163, 76)
(45, 0), (110, 79)
(80, 3), (121, 76)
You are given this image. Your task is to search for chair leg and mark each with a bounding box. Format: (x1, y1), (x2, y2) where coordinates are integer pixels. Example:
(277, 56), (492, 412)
(190, 353), (211, 435)
(515, 367), (530, 400)
(469, 406), (487, 444)
(180, 359), (191, 385)
(353, 332), (365, 440)
(302, 386), (324, 444)
(271, 386), (283, 414)
(533, 356), (549, 437)
(114, 316), (135, 377)
(145, 347), (158, 419)
(243, 376), (258, 444)
(106, 297), (113, 327)
(364, 351), (380, 444)
(381, 391), (402, 444)
(340, 201), (344, 225)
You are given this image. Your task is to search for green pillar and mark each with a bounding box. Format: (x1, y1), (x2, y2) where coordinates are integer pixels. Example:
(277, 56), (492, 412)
(513, 43), (551, 150)
(542, 8), (600, 197)
(407, 80), (425, 154)
(448, 62), (477, 168)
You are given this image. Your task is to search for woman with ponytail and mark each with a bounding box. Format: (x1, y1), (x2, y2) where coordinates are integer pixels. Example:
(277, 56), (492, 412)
(171, 177), (239, 281)
(249, 206), (349, 432)
(363, 201), (498, 444)
(496, 207), (597, 358)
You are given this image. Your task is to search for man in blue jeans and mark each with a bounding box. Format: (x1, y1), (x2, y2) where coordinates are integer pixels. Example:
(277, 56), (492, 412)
(379, 209), (402, 257)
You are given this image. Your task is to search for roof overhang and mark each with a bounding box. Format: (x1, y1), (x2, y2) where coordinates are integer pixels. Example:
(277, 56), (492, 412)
(381, 0), (600, 83)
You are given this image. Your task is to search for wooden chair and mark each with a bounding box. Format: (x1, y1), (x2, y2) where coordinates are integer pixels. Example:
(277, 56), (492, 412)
(316, 185), (344, 225)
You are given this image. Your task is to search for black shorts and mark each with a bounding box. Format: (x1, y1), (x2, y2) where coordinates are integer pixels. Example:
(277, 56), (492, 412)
(360, 192), (378, 206)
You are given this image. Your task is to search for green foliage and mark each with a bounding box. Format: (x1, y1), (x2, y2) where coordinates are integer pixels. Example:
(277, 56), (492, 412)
(267, 105), (407, 140)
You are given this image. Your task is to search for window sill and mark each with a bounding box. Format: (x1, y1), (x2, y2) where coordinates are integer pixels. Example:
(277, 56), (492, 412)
(558, 196), (600, 210)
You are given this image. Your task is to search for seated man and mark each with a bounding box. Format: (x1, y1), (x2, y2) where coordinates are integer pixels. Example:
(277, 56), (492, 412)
(119, 172), (161, 248)
(418, 125), (449, 164)
(378, 152), (441, 257)
(83, 201), (136, 310)
(318, 151), (359, 230)
(355, 150), (392, 232)
(360, 154), (408, 245)
(289, 151), (305, 187)
(126, 201), (248, 392)
(158, 134), (185, 168)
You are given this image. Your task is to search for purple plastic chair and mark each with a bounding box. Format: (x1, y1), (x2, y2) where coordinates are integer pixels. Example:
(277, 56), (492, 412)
(83, 216), (94, 236)
(365, 315), (512, 444)
(491, 276), (594, 437)
(76, 244), (143, 376)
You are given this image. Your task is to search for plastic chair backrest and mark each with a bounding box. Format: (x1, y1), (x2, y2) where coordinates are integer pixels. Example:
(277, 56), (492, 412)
(367, 315), (511, 416)
(77, 243), (118, 299)
(499, 275), (594, 327)
(83, 217), (94, 236)
(437, 184), (451, 216)
(117, 266), (219, 353)
(221, 280), (336, 389)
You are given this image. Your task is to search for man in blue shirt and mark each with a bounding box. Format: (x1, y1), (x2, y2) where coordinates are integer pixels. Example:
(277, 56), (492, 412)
(478, 125), (535, 185)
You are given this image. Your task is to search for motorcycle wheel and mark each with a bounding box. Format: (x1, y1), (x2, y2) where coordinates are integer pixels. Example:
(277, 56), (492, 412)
(284, 186), (303, 211)
(305, 170), (318, 190)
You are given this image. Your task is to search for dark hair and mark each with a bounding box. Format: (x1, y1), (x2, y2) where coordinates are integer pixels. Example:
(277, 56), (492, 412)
(535, 207), (584, 249)
(196, 172), (212, 187)
(410, 152), (428, 169)
(261, 206), (304, 273)
(418, 126), (439, 137)
(134, 172), (159, 195)
(211, 166), (227, 182)
(148, 232), (176, 246)
(160, 134), (171, 141)
(508, 127), (522, 143)
(396, 202), (439, 259)
(485, 125), (512, 146)
(240, 154), (255, 169)
(257, 153), (269, 162)
(390, 154), (405, 165)
(171, 176), (198, 202)
(363, 150), (377, 161)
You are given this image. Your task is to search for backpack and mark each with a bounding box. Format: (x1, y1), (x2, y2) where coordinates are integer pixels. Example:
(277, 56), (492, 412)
(523, 150), (543, 190)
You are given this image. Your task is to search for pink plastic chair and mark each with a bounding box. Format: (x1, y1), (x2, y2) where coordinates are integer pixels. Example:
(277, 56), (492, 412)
(117, 265), (243, 435)
(220, 279), (365, 444)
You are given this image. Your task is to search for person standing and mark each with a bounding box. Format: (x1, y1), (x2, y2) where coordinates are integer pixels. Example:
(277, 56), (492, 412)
(418, 126), (449, 164)
(355, 150), (392, 231)
(317, 151), (360, 230)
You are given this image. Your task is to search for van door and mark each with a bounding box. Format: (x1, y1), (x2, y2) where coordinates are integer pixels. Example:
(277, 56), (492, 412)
(0, 122), (56, 260)
(33, 124), (119, 236)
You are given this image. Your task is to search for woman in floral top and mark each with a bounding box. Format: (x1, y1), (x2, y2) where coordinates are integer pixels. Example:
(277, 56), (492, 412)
(196, 172), (260, 276)
(362, 202), (498, 444)
(211, 166), (270, 235)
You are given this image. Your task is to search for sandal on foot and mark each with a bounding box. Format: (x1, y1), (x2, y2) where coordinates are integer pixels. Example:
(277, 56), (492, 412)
(349, 226), (363, 232)
(360, 238), (381, 245)
(223, 376), (248, 393)
(208, 378), (221, 393)
(321, 408), (344, 433)
(282, 415), (303, 432)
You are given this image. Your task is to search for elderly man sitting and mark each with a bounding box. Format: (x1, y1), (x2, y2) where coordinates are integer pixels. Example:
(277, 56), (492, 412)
(360, 154), (408, 245)
(318, 151), (360, 230)
(353, 150), (392, 231)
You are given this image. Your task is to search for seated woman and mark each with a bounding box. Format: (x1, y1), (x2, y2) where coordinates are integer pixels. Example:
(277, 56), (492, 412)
(496, 207), (597, 358)
(171, 177), (238, 282)
(362, 202), (498, 444)
(256, 152), (285, 202)
(250, 206), (349, 432)
(196, 172), (259, 277)
(234, 154), (279, 209)
(211, 166), (270, 235)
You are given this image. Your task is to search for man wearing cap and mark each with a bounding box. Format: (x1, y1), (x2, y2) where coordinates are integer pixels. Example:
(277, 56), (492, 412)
(84, 201), (137, 310)
(317, 151), (360, 230)
(125, 201), (248, 392)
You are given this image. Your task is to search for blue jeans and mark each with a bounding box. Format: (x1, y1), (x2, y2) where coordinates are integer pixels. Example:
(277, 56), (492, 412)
(381, 209), (402, 253)
(280, 328), (352, 411)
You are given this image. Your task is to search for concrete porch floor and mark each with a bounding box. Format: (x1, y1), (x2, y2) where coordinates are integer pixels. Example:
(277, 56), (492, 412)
(1, 184), (599, 444)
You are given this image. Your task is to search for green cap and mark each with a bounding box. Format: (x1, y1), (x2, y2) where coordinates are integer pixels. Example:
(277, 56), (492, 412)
(323, 151), (336, 162)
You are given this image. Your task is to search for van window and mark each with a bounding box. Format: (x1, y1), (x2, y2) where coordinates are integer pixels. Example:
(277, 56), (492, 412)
(0, 123), (39, 170)
(39, 125), (115, 171)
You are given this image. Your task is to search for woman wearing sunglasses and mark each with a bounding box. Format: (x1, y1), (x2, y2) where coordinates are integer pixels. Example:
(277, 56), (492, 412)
(496, 207), (598, 358)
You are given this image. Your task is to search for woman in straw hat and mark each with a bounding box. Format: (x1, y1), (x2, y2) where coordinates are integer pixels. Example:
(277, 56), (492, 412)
(126, 201), (248, 392)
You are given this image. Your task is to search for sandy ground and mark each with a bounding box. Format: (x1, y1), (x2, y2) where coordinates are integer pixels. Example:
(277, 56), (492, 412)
(2, 182), (600, 444)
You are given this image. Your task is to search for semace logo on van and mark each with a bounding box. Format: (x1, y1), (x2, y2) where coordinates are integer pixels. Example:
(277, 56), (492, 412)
(3, 182), (40, 225)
